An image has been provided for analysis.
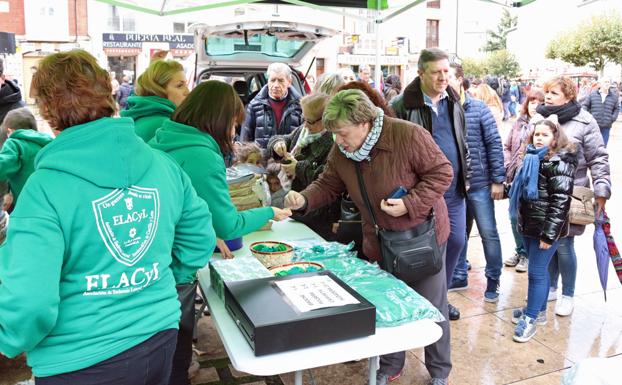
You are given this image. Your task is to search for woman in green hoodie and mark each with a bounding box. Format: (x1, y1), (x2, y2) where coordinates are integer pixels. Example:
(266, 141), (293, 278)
(149, 81), (292, 385)
(0, 50), (216, 385)
(121, 59), (189, 142)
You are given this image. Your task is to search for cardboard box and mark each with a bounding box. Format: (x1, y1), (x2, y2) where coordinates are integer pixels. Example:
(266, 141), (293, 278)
(224, 270), (376, 356)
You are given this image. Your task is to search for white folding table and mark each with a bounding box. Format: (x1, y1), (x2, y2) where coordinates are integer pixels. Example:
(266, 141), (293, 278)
(196, 219), (442, 385)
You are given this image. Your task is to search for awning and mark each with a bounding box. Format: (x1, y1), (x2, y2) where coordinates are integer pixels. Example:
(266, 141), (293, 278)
(96, 1), (536, 18)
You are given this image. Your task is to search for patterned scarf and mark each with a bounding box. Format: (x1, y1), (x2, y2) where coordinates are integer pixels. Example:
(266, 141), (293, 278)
(508, 144), (549, 219)
(292, 126), (324, 156)
(338, 108), (384, 162)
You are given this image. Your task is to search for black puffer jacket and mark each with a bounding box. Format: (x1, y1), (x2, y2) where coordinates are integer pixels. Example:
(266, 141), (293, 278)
(518, 150), (577, 244)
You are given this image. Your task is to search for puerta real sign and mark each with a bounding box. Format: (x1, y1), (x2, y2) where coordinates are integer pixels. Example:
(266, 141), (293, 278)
(103, 33), (194, 50)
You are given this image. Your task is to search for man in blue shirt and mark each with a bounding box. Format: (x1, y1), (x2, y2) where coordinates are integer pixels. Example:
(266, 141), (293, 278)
(391, 47), (470, 385)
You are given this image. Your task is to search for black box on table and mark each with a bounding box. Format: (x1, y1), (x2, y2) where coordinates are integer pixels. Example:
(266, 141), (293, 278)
(224, 270), (376, 356)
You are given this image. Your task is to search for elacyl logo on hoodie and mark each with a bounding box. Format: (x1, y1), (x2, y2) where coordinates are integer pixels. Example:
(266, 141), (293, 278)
(92, 186), (160, 267)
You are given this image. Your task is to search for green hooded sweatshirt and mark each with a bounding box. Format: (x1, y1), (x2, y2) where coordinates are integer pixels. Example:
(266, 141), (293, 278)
(149, 119), (273, 240)
(0, 129), (53, 201)
(120, 95), (176, 142)
(0, 117), (215, 377)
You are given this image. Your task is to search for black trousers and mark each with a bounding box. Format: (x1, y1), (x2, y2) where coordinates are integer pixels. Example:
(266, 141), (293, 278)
(168, 282), (199, 385)
(36, 329), (177, 385)
(378, 244), (451, 380)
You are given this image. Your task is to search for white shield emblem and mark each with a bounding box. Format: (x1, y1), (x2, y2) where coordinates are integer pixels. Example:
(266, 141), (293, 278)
(92, 186), (160, 267)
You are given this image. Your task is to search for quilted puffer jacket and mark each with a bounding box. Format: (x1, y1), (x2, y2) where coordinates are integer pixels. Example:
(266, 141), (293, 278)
(518, 150), (577, 244)
(240, 85), (302, 148)
(463, 95), (505, 190)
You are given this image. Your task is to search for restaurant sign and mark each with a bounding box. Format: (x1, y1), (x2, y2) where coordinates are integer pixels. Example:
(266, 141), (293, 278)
(102, 33), (194, 50)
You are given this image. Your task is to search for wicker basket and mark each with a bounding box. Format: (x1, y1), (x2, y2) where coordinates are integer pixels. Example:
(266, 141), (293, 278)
(268, 262), (324, 276)
(250, 241), (294, 268)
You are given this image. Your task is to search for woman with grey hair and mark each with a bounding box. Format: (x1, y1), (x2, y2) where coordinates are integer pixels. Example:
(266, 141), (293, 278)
(313, 72), (345, 95)
(285, 89), (454, 385)
(267, 93), (338, 240)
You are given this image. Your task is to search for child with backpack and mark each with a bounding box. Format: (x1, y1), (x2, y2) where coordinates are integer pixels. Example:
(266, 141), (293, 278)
(508, 114), (577, 342)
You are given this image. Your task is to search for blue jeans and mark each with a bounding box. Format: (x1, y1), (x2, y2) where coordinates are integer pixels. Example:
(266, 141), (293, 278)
(444, 191), (466, 285)
(601, 127), (610, 147)
(36, 329), (177, 385)
(524, 236), (559, 319)
(509, 101), (517, 117)
(502, 101), (510, 120)
(548, 237), (576, 297)
(453, 186), (502, 281)
(510, 215), (526, 257)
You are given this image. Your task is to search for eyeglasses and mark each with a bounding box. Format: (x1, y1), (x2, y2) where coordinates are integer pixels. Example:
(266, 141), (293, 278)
(304, 118), (322, 125)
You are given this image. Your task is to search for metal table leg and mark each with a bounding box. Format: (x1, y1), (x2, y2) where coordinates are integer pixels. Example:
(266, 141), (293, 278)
(368, 356), (379, 385)
(294, 370), (303, 385)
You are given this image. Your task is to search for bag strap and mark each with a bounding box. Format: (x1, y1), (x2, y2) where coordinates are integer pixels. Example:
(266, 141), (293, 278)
(355, 162), (380, 234)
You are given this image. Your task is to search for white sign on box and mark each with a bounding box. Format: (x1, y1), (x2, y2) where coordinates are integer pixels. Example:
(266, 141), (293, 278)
(274, 275), (360, 313)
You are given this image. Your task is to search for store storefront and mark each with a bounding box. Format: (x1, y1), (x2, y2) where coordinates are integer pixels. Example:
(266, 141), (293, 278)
(102, 33), (194, 82)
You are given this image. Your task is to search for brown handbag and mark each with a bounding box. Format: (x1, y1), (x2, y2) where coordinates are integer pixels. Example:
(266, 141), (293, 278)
(569, 186), (595, 225)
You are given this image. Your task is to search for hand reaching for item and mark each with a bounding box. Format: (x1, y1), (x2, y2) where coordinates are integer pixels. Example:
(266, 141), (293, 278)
(284, 191), (306, 210)
(380, 198), (408, 217)
(273, 141), (287, 158)
(272, 207), (292, 221)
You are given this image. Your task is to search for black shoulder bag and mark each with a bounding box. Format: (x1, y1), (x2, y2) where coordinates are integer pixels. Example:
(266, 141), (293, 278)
(355, 163), (443, 284)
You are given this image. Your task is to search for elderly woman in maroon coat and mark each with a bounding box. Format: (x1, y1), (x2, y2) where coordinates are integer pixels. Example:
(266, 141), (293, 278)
(285, 89), (454, 385)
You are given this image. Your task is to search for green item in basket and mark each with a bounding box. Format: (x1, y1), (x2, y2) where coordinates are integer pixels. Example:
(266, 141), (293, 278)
(253, 243), (288, 252)
(274, 265), (322, 277)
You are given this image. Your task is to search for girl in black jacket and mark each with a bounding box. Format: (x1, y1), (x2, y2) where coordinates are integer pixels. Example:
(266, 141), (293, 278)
(507, 115), (577, 343)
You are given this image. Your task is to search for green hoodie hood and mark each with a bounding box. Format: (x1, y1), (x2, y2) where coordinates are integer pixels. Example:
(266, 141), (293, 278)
(36, 117), (153, 189)
(149, 118), (220, 154)
(120, 96), (176, 142)
(10, 129), (54, 146)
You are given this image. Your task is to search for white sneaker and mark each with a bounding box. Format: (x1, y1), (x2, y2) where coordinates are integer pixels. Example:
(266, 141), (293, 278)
(555, 295), (574, 316)
(547, 289), (557, 302)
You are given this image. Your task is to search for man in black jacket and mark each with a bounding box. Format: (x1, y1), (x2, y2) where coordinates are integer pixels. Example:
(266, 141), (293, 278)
(582, 78), (619, 147)
(392, 48), (470, 318)
(388, 47), (470, 385)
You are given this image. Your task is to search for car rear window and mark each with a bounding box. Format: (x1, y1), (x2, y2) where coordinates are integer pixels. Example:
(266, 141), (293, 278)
(205, 34), (306, 58)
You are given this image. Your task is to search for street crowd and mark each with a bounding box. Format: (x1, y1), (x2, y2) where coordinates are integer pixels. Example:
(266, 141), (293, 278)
(0, 46), (616, 385)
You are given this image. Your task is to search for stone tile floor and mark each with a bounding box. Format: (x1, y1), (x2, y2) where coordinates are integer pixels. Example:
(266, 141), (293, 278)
(2, 120), (621, 385)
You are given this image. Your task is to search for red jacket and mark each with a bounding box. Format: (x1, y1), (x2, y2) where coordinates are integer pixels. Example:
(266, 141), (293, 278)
(301, 116), (453, 261)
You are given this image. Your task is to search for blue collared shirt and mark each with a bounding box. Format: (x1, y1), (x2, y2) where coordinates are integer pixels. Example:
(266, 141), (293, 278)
(423, 90), (449, 115)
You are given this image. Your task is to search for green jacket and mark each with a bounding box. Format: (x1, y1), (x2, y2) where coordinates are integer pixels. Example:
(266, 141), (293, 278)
(150, 119), (273, 240)
(121, 95), (176, 142)
(0, 117), (215, 377)
(0, 129), (53, 201)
